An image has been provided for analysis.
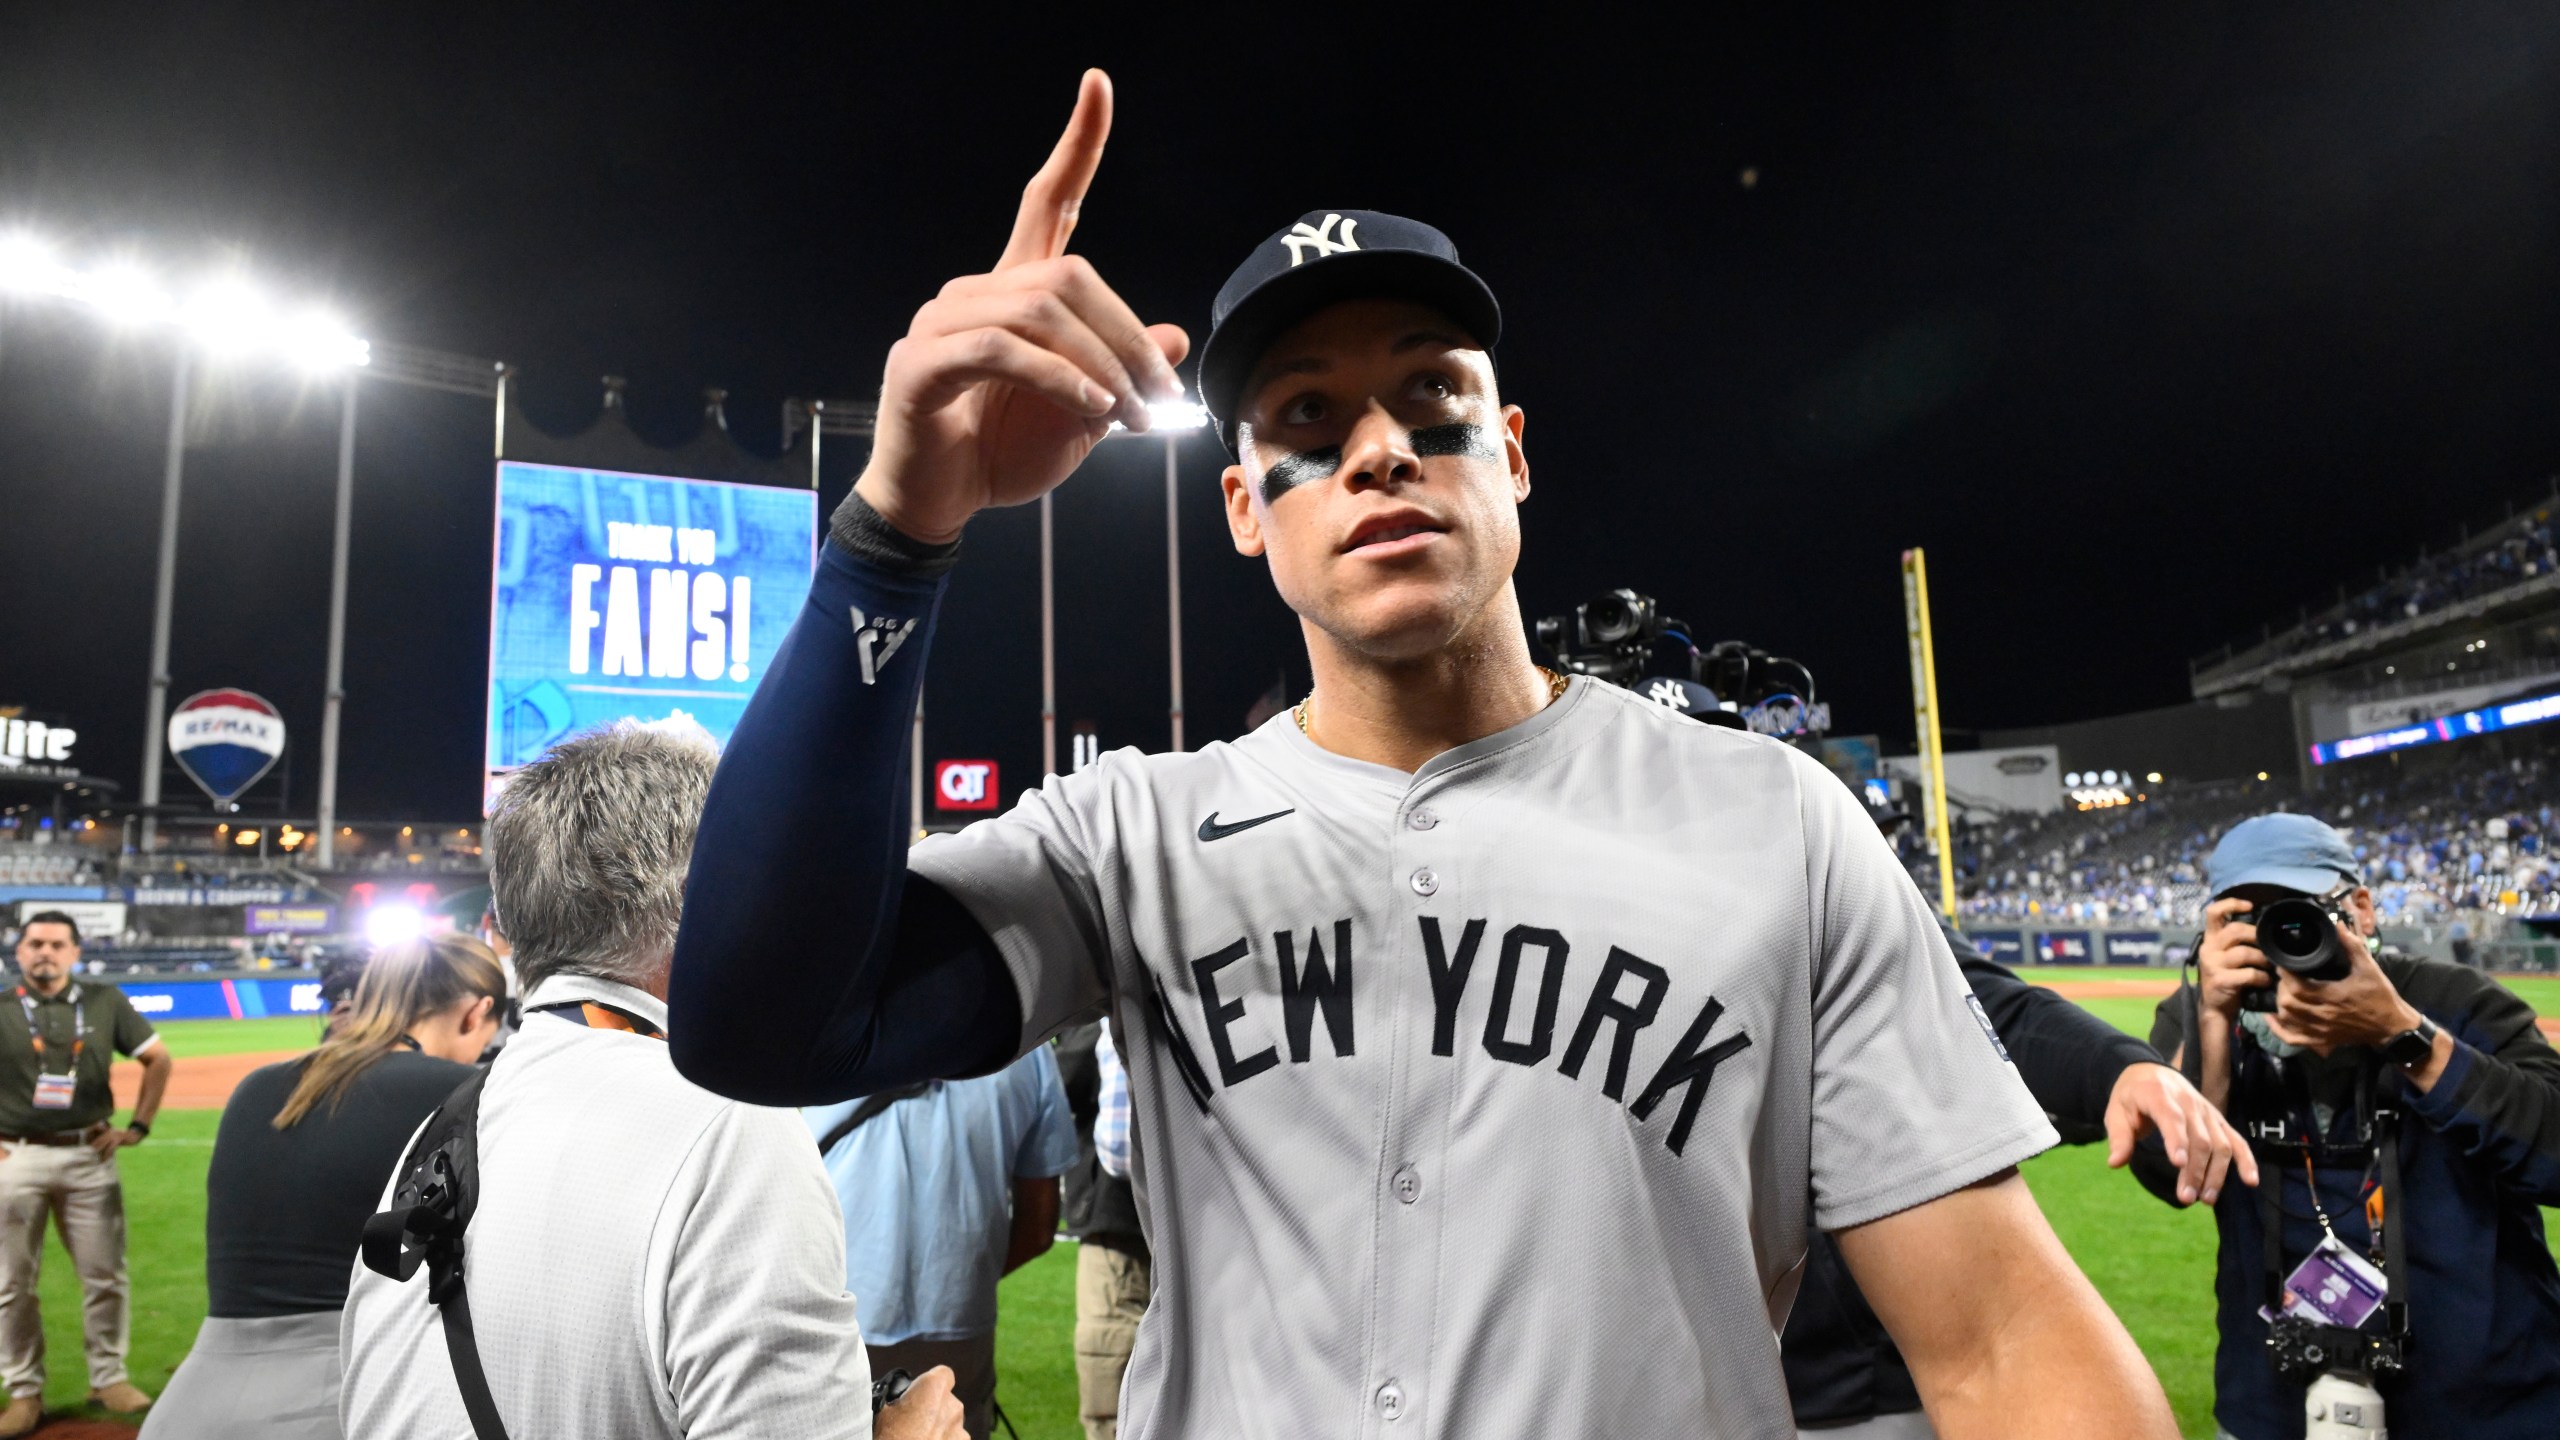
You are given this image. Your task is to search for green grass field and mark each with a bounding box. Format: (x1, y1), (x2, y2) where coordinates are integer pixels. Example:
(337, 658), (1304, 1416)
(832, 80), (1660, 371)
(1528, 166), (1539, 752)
(153, 1016), (326, 1058)
(43, 987), (2560, 1435)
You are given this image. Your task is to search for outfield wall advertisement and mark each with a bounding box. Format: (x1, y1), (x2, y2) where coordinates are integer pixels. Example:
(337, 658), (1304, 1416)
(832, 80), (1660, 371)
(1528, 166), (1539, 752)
(120, 976), (325, 1021)
(486, 462), (817, 805)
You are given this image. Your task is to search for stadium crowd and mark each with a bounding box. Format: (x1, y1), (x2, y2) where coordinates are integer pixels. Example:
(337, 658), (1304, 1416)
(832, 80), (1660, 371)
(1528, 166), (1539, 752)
(1927, 739), (2560, 929)
(2214, 501), (2560, 669)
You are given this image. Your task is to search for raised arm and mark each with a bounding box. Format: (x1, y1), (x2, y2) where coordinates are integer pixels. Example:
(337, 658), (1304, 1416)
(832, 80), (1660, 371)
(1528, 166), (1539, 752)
(668, 71), (1187, 1104)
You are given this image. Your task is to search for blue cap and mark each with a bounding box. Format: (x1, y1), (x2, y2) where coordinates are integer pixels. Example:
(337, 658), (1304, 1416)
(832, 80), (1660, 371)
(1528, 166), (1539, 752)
(1196, 210), (1502, 454)
(2204, 813), (2363, 898)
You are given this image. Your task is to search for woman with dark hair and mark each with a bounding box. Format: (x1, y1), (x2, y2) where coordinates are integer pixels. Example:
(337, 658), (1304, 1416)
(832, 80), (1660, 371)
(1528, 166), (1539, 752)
(143, 934), (507, 1440)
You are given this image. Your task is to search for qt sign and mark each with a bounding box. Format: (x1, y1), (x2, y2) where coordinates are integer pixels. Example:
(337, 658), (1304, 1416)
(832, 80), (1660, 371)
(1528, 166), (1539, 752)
(935, 760), (999, 811)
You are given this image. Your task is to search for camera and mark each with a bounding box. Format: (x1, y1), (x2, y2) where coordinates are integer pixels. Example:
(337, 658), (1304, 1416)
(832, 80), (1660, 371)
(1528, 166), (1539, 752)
(2237, 895), (2356, 1012)
(1533, 589), (1665, 686)
(1534, 589), (1825, 738)
(2266, 1315), (2405, 1380)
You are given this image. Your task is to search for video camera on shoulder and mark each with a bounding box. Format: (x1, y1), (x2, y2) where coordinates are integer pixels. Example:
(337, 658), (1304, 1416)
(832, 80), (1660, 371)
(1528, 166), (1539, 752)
(1534, 588), (1825, 739)
(2232, 894), (2357, 1011)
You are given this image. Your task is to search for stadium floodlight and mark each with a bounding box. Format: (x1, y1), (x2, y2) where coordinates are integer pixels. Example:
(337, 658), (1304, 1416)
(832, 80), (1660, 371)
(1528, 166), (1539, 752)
(179, 276), (276, 355)
(0, 232), (68, 296)
(278, 308), (370, 372)
(364, 902), (426, 947)
(1147, 399), (1210, 431)
(71, 261), (174, 327)
(1103, 399), (1212, 436)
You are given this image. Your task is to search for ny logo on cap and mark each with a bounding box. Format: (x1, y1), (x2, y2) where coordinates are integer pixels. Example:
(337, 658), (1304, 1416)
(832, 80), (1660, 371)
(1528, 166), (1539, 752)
(1282, 214), (1360, 266)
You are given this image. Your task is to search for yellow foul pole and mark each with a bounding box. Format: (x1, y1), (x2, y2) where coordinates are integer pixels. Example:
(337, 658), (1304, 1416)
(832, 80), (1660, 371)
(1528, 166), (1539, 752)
(1901, 549), (1958, 920)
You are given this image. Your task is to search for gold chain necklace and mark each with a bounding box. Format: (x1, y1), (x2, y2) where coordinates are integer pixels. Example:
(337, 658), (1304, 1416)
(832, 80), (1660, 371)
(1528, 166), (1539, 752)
(1294, 666), (1570, 737)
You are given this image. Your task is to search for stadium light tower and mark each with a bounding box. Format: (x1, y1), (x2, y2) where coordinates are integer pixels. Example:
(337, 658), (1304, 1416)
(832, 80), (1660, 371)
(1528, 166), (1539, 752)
(1045, 400), (1210, 771)
(1150, 402), (1209, 753)
(0, 234), (372, 850)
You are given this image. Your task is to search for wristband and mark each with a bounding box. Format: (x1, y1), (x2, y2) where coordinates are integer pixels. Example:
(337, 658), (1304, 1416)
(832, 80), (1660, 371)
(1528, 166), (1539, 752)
(125, 1119), (148, 1140)
(830, 489), (963, 578)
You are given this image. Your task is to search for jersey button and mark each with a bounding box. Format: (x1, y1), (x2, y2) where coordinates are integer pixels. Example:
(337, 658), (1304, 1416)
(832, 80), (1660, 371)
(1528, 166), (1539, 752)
(1392, 1164), (1422, 1205)
(1407, 807), (1439, 831)
(1409, 867), (1438, 897)
(1376, 1381), (1407, 1421)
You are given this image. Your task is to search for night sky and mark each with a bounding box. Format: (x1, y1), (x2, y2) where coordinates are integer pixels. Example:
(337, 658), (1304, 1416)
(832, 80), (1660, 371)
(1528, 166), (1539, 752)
(7, 3), (2560, 822)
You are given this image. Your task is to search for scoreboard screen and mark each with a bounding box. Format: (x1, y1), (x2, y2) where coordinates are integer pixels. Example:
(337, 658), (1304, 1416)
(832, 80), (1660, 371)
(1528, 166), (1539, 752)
(486, 461), (817, 805)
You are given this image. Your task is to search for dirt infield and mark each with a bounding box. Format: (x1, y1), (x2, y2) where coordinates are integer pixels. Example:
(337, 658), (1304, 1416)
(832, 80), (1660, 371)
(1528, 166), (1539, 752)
(111, 1051), (299, 1112)
(2041, 980), (2181, 999)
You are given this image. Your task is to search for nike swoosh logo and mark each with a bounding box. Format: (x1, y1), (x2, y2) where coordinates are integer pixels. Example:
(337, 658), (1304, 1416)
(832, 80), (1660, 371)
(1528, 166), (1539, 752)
(1198, 809), (1295, 842)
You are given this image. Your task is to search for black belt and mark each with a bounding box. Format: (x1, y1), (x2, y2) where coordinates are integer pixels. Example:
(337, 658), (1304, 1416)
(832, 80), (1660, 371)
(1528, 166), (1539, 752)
(0, 1128), (94, 1147)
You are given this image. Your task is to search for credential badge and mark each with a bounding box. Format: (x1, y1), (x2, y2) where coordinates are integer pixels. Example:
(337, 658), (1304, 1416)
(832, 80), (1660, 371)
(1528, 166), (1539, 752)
(1281, 214), (1360, 266)
(850, 604), (917, 686)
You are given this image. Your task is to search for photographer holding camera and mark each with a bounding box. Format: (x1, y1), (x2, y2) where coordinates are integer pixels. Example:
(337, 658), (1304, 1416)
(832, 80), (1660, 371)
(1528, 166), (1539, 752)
(2141, 813), (2560, 1440)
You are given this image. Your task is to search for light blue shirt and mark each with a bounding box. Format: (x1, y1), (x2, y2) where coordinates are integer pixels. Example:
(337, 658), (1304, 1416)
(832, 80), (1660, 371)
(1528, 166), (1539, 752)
(804, 1047), (1079, 1345)
(1094, 1019), (1131, 1178)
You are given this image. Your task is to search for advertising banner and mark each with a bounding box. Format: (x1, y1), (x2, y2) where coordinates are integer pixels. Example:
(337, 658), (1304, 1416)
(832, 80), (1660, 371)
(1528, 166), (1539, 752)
(118, 976), (326, 1021)
(2102, 931), (2166, 966)
(12, 901), (126, 939)
(935, 760), (1000, 811)
(486, 462), (817, 804)
(2034, 930), (2095, 964)
(0, 711), (79, 781)
(1968, 929), (2027, 967)
(168, 690), (286, 805)
(245, 904), (337, 935)
(2312, 683), (2560, 766)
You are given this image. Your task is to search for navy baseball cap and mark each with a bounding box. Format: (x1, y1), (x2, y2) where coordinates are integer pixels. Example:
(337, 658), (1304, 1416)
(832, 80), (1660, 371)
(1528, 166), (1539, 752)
(2204, 813), (2364, 898)
(1196, 210), (1502, 454)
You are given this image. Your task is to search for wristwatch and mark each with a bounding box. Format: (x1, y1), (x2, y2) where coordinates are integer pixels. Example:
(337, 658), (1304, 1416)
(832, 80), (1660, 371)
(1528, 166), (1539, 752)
(2381, 1016), (2440, 1069)
(125, 1119), (149, 1141)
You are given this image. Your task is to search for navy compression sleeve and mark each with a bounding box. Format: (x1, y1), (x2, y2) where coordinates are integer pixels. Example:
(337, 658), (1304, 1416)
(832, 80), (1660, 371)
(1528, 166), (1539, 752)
(669, 528), (1020, 1106)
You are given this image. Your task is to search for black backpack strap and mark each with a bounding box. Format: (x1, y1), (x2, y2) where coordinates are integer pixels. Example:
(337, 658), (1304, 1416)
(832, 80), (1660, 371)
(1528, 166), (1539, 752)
(815, 1082), (931, 1157)
(359, 1067), (512, 1440)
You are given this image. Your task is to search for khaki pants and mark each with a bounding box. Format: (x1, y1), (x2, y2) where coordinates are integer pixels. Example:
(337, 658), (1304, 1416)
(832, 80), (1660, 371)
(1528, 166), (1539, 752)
(1075, 1242), (1150, 1440)
(867, 1332), (997, 1440)
(0, 1142), (128, 1396)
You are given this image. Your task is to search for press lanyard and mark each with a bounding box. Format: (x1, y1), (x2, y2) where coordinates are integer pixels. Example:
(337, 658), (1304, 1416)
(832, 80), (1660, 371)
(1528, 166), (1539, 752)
(2294, 1101), (2388, 1269)
(15, 986), (83, 1076)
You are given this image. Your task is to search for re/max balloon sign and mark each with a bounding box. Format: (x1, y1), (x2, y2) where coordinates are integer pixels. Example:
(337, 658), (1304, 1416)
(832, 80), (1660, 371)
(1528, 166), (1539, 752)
(485, 463), (815, 806)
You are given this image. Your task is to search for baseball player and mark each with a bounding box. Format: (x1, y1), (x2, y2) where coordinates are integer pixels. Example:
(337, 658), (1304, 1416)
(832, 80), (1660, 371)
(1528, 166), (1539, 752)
(671, 71), (2177, 1439)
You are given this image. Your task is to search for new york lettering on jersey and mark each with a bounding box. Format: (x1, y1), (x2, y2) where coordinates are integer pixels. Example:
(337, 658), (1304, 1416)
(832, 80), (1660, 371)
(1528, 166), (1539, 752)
(912, 678), (2052, 1439)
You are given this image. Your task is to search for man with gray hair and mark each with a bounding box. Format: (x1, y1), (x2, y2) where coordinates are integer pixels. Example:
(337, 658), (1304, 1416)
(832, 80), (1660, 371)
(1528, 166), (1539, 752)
(339, 722), (963, 1440)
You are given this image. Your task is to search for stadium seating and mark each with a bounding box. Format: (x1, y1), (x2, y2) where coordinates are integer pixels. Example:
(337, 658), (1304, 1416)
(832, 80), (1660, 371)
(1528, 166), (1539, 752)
(1924, 728), (2560, 928)
(0, 845), (103, 887)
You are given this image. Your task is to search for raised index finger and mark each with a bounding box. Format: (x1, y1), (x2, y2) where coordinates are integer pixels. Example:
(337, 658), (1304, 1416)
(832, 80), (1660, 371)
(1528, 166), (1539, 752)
(999, 69), (1113, 271)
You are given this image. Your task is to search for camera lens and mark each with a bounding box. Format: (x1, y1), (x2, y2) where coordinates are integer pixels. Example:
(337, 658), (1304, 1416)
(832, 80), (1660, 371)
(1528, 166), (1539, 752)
(2252, 896), (2353, 982)
(1585, 597), (1638, 644)
(2263, 911), (2322, 957)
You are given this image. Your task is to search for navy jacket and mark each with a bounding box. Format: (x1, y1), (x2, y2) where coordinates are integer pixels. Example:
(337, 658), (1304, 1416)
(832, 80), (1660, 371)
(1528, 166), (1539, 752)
(2141, 957), (2560, 1440)
(1782, 925), (2158, 1426)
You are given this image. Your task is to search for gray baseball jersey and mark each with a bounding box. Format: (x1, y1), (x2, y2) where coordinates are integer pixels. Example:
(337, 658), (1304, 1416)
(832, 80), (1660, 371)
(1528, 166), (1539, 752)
(911, 676), (2055, 1439)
